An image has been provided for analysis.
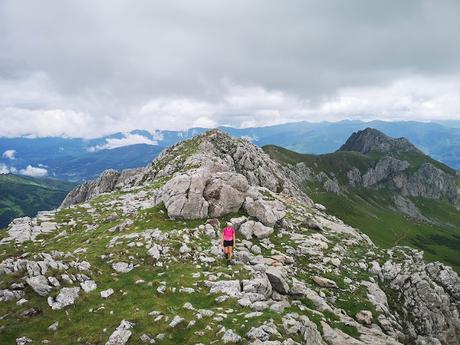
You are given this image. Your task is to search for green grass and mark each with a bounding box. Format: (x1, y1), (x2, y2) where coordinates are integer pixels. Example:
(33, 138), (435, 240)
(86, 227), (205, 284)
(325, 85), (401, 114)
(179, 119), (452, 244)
(308, 188), (460, 273)
(264, 144), (460, 273)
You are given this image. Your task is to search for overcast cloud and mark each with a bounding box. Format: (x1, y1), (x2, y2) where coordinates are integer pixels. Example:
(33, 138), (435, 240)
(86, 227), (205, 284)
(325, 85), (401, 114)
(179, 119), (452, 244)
(0, 0), (459, 138)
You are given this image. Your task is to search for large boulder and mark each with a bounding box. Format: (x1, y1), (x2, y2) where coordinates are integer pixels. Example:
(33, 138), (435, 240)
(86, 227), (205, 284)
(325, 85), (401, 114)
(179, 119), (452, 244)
(265, 267), (290, 294)
(204, 172), (249, 217)
(238, 221), (274, 240)
(159, 170), (210, 219)
(243, 192), (286, 226)
(5, 217), (33, 243)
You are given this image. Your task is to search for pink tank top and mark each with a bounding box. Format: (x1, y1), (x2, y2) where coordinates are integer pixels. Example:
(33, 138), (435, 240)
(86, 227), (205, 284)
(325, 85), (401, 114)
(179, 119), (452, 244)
(223, 227), (235, 241)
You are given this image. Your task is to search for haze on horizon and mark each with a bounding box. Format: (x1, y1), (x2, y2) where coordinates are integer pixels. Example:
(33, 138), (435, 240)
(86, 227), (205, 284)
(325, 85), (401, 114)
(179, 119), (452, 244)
(1, 0), (460, 138)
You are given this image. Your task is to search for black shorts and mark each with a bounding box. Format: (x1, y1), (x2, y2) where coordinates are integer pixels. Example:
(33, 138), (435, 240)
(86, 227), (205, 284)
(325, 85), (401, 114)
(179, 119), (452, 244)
(223, 240), (234, 247)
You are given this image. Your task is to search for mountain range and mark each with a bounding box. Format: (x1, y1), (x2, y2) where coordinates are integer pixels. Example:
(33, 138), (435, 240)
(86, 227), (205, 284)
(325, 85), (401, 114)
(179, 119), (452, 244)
(1, 129), (458, 344)
(1, 120), (460, 182)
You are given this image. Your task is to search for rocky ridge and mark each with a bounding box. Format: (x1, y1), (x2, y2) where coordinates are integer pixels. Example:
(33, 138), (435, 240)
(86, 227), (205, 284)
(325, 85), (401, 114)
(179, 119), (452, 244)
(0, 129), (458, 344)
(338, 128), (423, 155)
(278, 128), (458, 223)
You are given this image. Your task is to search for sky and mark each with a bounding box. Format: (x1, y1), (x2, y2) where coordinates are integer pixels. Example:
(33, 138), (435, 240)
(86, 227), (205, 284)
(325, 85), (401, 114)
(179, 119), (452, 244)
(1, 0), (460, 138)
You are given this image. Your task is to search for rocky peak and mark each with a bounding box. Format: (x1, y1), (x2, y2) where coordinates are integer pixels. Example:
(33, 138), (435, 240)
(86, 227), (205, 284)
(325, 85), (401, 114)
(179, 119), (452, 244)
(60, 129), (312, 220)
(338, 127), (422, 155)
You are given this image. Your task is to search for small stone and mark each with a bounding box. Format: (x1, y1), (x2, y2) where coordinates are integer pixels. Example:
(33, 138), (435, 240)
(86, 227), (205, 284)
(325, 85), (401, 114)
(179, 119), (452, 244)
(112, 262), (133, 273)
(105, 320), (135, 345)
(222, 329), (242, 343)
(356, 310), (373, 325)
(312, 276), (338, 289)
(80, 280), (97, 293)
(48, 321), (59, 331)
(16, 337), (32, 345)
(169, 315), (184, 328)
(101, 288), (114, 299)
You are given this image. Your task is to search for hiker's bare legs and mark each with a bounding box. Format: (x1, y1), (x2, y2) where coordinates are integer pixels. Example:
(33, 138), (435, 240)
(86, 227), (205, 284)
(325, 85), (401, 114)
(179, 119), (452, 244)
(228, 246), (233, 260)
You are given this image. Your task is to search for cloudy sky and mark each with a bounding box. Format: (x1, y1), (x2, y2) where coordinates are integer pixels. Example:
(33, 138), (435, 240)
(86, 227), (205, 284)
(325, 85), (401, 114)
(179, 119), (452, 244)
(1, 0), (459, 138)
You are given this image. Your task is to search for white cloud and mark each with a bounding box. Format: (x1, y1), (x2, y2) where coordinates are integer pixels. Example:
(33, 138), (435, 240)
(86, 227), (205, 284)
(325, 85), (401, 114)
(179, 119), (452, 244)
(19, 165), (48, 177)
(2, 150), (16, 159)
(88, 133), (159, 152)
(0, 1), (459, 138)
(0, 164), (10, 174)
(0, 164), (17, 174)
(0, 76), (459, 138)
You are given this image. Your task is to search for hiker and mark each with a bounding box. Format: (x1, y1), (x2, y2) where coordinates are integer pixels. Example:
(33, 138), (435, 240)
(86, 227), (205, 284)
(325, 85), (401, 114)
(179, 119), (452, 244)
(221, 222), (236, 264)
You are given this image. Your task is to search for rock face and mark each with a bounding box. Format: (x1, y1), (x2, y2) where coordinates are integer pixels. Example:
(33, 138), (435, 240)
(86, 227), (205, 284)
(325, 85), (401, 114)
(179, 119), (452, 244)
(61, 169), (142, 208)
(381, 248), (460, 344)
(339, 127), (422, 155)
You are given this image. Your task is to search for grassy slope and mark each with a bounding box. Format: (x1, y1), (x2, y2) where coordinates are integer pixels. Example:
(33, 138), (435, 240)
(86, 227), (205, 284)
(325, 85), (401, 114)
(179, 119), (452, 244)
(0, 184), (334, 344)
(0, 174), (76, 228)
(264, 145), (460, 273)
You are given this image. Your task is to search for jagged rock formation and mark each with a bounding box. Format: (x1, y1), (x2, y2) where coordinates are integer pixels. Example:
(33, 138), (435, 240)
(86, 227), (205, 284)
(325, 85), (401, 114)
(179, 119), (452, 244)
(61, 129), (311, 221)
(339, 127), (423, 155)
(338, 128), (458, 203)
(0, 129), (459, 344)
(60, 168), (144, 208)
(273, 128), (458, 225)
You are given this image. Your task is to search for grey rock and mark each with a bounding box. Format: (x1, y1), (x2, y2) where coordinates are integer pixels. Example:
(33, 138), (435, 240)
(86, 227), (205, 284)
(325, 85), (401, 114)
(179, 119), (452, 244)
(356, 310), (373, 325)
(244, 193), (286, 226)
(229, 216), (247, 230)
(106, 320), (135, 345)
(147, 244), (161, 261)
(112, 262), (133, 273)
(26, 275), (53, 296)
(101, 288), (114, 298)
(222, 329), (242, 343)
(246, 320), (281, 341)
(339, 128), (422, 155)
(266, 267), (290, 294)
(394, 195), (430, 222)
(238, 220), (273, 240)
(242, 276), (272, 298)
(312, 276), (338, 289)
(169, 315), (184, 328)
(204, 172), (249, 217)
(80, 280), (97, 293)
(282, 313), (323, 344)
(207, 280), (241, 297)
(47, 287), (80, 310)
(324, 178), (340, 194)
(48, 321), (59, 331)
(61, 169), (121, 208)
(16, 337), (32, 345)
(347, 167), (363, 187)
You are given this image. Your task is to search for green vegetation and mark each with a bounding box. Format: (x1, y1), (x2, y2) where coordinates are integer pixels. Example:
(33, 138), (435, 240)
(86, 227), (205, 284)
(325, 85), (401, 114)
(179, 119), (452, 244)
(0, 174), (76, 228)
(264, 145), (460, 273)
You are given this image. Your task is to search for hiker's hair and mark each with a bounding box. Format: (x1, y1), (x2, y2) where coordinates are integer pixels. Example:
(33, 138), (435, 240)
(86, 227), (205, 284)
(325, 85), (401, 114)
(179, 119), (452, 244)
(226, 222), (233, 227)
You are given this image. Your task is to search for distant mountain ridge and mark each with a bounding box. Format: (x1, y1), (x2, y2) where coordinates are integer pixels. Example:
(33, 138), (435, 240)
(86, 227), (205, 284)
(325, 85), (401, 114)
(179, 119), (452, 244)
(1, 120), (460, 183)
(338, 127), (422, 155)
